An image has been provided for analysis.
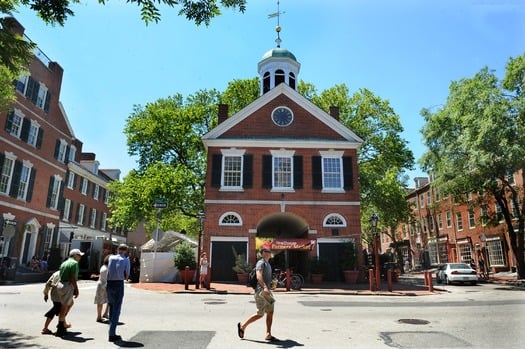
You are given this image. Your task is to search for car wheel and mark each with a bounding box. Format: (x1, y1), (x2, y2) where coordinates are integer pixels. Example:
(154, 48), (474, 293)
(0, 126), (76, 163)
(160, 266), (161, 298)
(470, 281), (477, 286)
(436, 274), (442, 284)
(445, 275), (452, 285)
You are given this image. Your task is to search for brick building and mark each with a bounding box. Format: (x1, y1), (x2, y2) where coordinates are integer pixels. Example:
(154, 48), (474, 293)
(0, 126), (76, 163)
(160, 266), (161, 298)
(391, 172), (523, 274)
(201, 35), (363, 282)
(0, 18), (122, 279)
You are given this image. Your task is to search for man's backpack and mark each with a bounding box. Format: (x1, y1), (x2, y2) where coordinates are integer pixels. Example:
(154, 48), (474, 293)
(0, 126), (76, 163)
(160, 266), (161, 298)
(247, 260), (266, 289)
(247, 267), (258, 289)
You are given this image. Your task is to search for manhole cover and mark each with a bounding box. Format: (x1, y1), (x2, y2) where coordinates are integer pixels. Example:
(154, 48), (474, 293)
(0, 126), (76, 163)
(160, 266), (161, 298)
(398, 318), (430, 325)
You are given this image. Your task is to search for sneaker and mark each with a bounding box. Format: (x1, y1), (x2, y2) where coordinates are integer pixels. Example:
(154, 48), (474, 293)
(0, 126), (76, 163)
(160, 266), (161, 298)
(108, 335), (122, 342)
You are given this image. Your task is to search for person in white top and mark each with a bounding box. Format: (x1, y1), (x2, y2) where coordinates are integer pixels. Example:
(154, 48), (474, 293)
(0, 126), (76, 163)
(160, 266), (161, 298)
(94, 255), (110, 322)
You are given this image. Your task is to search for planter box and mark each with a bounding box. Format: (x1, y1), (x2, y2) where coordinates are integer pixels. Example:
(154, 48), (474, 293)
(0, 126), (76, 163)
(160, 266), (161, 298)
(343, 270), (359, 284)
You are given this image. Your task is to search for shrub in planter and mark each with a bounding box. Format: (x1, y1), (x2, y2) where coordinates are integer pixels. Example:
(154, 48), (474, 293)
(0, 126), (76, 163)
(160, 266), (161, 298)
(174, 242), (197, 270)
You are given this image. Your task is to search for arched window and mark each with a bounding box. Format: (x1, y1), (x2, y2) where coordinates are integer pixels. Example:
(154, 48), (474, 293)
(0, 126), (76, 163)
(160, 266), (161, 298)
(263, 72), (271, 93)
(275, 69), (285, 86)
(289, 72), (296, 89)
(323, 214), (347, 227)
(219, 212), (242, 226)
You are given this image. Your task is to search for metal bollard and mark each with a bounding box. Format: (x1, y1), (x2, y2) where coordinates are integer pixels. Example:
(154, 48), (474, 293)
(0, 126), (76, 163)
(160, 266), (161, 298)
(184, 266), (189, 290)
(387, 269), (393, 292)
(369, 269), (375, 291)
(427, 271), (433, 292)
(286, 268), (291, 292)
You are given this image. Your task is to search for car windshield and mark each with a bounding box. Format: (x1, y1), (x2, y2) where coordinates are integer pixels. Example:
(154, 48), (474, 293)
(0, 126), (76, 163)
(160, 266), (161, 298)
(450, 263), (470, 269)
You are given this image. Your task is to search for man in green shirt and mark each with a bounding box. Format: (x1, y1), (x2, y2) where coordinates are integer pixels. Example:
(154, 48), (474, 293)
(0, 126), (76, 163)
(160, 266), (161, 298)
(56, 249), (83, 337)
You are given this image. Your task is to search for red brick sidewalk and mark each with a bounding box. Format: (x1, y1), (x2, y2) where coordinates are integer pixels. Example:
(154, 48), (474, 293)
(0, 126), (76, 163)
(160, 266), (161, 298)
(131, 280), (439, 296)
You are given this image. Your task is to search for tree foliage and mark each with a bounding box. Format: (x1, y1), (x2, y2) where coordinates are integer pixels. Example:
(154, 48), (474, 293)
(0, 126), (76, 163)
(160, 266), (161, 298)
(420, 53), (525, 278)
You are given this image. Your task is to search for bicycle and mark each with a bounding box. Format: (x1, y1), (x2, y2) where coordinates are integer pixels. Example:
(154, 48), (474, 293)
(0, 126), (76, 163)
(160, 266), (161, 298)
(271, 268), (303, 290)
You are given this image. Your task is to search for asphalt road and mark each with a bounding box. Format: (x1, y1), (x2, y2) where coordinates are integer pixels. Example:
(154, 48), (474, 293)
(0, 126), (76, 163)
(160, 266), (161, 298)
(0, 281), (524, 349)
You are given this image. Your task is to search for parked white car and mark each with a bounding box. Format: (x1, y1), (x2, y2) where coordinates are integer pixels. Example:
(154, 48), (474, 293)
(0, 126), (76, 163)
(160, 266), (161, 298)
(436, 263), (478, 285)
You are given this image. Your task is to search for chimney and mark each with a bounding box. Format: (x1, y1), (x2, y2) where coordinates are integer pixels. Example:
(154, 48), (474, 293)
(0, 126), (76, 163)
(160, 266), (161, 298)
(329, 106), (340, 121)
(218, 104), (229, 124)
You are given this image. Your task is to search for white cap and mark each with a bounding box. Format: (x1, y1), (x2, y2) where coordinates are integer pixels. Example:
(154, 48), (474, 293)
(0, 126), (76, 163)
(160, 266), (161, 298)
(69, 249), (84, 257)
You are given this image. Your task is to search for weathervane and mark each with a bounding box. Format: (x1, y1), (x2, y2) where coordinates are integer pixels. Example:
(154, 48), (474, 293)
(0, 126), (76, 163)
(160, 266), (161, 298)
(268, 0), (285, 47)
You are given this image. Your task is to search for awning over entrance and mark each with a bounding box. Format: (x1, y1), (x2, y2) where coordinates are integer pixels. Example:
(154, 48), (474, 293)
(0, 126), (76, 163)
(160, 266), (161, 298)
(256, 212), (309, 238)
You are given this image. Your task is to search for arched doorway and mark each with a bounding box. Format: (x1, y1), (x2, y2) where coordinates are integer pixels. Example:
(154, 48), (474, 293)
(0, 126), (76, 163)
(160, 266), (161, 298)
(256, 212), (312, 277)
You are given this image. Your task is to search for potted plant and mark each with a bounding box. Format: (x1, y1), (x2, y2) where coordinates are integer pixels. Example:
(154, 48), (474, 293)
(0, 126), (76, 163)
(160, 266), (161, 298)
(308, 257), (327, 284)
(341, 240), (359, 283)
(232, 254), (253, 284)
(174, 241), (197, 283)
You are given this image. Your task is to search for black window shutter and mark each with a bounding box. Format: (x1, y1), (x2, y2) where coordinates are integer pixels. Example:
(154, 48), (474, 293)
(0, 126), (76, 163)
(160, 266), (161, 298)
(73, 173), (78, 190)
(20, 118), (30, 142)
(4, 110), (14, 132)
(36, 128), (43, 149)
(343, 156), (353, 190)
(26, 168), (36, 202)
(64, 146), (70, 163)
(293, 155), (303, 189)
(243, 154), (253, 189)
(57, 180), (65, 211)
(9, 160), (23, 198)
(46, 176), (54, 208)
(211, 154), (222, 188)
(54, 139), (60, 160)
(0, 153), (4, 169)
(262, 155), (272, 188)
(75, 203), (80, 224)
(25, 76), (35, 99)
(44, 91), (51, 113)
(86, 181), (91, 195)
(82, 206), (87, 225)
(68, 200), (74, 220)
(312, 156), (322, 189)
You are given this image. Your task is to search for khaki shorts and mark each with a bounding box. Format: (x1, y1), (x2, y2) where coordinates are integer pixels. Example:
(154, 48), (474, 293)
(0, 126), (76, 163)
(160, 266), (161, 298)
(56, 281), (74, 306)
(255, 289), (275, 316)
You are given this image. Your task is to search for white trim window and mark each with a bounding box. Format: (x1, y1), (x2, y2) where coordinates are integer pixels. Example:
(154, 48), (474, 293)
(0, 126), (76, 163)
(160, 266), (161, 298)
(27, 120), (40, 147)
(219, 212), (242, 226)
(15, 75), (28, 94)
(77, 204), (85, 225)
(63, 199), (72, 222)
(35, 83), (48, 109)
(67, 172), (75, 189)
(446, 211), (452, 228)
(7, 110), (23, 138)
(0, 153), (16, 195)
(101, 213), (107, 231)
(49, 175), (62, 210)
(57, 139), (67, 163)
(81, 178), (88, 195)
(271, 149), (294, 190)
(103, 189), (109, 204)
(323, 213), (347, 227)
(89, 208), (97, 228)
(486, 238), (505, 267)
(468, 209), (475, 228)
(93, 184), (100, 200)
(221, 149), (244, 189)
(68, 145), (76, 163)
(17, 162), (33, 200)
(456, 212), (463, 231)
(320, 150), (344, 192)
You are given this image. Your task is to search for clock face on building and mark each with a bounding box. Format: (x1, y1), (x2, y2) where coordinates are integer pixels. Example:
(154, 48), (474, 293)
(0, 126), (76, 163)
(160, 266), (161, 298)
(271, 106), (294, 127)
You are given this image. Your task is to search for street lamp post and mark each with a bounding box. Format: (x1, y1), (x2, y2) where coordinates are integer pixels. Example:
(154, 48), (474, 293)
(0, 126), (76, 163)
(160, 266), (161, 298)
(370, 214), (380, 291)
(195, 211), (205, 289)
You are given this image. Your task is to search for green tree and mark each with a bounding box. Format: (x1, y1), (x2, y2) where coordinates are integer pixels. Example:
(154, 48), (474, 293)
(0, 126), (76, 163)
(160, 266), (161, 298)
(0, 0), (247, 109)
(308, 84), (415, 253)
(420, 54), (525, 279)
(108, 91), (220, 236)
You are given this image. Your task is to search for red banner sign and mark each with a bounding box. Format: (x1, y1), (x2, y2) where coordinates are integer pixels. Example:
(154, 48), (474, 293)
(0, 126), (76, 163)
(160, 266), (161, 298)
(271, 239), (316, 251)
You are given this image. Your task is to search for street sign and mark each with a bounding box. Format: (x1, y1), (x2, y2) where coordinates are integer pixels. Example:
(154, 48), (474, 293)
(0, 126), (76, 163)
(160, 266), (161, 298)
(152, 198), (168, 209)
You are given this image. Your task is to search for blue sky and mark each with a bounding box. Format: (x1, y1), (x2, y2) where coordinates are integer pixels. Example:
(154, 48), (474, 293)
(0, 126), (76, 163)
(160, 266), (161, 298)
(12, 0), (525, 183)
